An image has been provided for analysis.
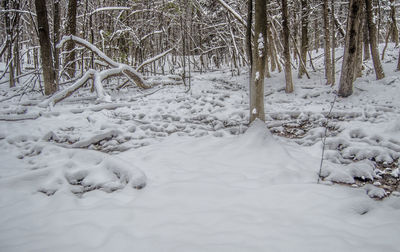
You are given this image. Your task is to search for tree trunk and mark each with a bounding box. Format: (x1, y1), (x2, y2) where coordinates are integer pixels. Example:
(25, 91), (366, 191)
(397, 47), (400, 71)
(390, 0), (399, 45)
(246, 0), (253, 67)
(281, 0), (293, 93)
(338, 0), (363, 97)
(314, 9), (319, 52)
(365, 0), (385, 80)
(298, 0), (308, 78)
(65, 0), (78, 78)
(355, 16), (364, 78)
(249, 0), (267, 123)
(35, 0), (57, 95)
(3, 0), (14, 88)
(363, 14), (370, 60)
(266, 18), (276, 72)
(53, 0), (60, 86)
(331, 0), (336, 84)
(323, 0), (332, 85)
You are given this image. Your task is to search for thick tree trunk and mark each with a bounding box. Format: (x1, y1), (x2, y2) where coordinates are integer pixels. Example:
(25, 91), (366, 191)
(53, 0), (60, 86)
(323, 0), (333, 85)
(35, 0), (57, 95)
(65, 0), (78, 78)
(281, 0), (293, 93)
(365, 0), (385, 80)
(390, 0), (399, 45)
(249, 0), (267, 123)
(355, 16), (364, 78)
(363, 14), (370, 60)
(338, 0), (363, 97)
(246, 0), (253, 67)
(298, 0), (308, 78)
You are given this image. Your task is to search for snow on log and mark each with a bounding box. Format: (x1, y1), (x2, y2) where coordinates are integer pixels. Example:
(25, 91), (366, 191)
(71, 130), (121, 148)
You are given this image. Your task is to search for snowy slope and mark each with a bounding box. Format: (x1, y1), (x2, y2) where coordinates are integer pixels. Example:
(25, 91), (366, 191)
(0, 44), (400, 251)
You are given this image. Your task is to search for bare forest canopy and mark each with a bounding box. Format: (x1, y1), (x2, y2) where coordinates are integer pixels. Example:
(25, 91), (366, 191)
(0, 0), (399, 117)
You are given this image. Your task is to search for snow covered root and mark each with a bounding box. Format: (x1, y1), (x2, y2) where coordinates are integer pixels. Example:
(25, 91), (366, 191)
(0, 145), (146, 196)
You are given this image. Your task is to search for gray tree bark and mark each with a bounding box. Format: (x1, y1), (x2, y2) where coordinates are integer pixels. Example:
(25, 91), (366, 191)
(65, 0), (78, 78)
(35, 0), (57, 95)
(323, 0), (333, 85)
(298, 0), (308, 78)
(281, 0), (293, 93)
(3, 0), (14, 88)
(365, 0), (385, 80)
(338, 0), (363, 97)
(53, 0), (60, 86)
(249, 0), (267, 123)
(331, 0), (336, 84)
(397, 47), (400, 71)
(390, 0), (399, 45)
(363, 14), (370, 60)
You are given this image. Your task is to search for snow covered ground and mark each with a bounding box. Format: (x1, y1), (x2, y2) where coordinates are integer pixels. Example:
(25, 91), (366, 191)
(0, 45), (400, 251)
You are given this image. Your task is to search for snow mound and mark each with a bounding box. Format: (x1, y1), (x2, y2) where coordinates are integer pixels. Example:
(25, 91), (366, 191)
(321, 160), (377, 184)
(0, 145), (146, 196)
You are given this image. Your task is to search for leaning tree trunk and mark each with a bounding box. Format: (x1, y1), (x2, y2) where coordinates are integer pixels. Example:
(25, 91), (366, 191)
(390, 0), (399, 45)
(35, 0), (57, 95)
(281, 0), (293, 93)
(298, 0), (309, 78)
(249, 0), (267, 123)
(338, 0), (363, 97)
(65, 0), (77, 78)
(365, 0), (385, 80)
(323, 0), (333, 85)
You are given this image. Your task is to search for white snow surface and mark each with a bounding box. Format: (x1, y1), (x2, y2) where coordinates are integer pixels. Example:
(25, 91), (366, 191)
(1, 44), (400, 251)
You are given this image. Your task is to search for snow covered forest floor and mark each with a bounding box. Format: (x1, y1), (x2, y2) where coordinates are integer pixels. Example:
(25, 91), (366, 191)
(1, 45), (400, 251)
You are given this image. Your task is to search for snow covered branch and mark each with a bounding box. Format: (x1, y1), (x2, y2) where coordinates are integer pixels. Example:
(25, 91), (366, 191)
(136, 48), (174, 71)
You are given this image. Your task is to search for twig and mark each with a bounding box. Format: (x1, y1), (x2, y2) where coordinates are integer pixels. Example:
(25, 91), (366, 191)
(317, 90), (338, 183)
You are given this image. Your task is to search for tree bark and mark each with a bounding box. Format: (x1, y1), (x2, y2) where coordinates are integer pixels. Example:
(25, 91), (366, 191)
(281, 0), (293, 93)
(249, 0), (267, 123)
(331, 0), (336, 84)
(246, 0), (253, 67)
(35, 0), (57, 95)
(365, 0), (385, 80)
(3, 0), (14, 88)
(53, 0), (60, 86)
(323, 0), (333, 85)
(390, 0), (399, 45)
(397, 47), (400, 71)
(338, 0), (363, 97)
(65, 0), (78, 78)
(363, 13), (370, 60)
(355, 15), (364, 78)
(298, 0), (308, 78)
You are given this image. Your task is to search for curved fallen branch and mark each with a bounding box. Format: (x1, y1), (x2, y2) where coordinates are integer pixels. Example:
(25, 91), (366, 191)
(41, 36), (158, 107)
(41, 35), (179, 107)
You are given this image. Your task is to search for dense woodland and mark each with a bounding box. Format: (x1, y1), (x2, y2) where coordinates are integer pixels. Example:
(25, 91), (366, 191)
(1, 0), (400, 120)
(1, 1), (400, 250)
